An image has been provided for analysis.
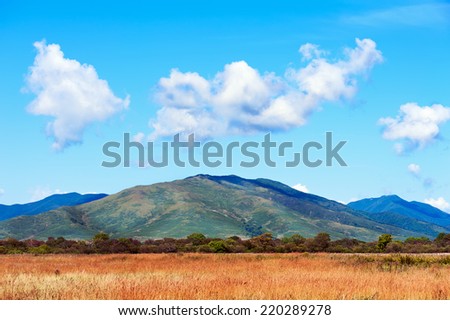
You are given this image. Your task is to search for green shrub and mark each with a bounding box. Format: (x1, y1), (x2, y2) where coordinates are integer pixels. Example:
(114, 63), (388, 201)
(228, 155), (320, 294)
(7, 249), (24, 254)
(385, 241), (403, 253)
(93, 232), (110, 242)
(197, 244), (213, 253)
(28, 244), (52, 254)
(377, 234), (393, 252)
(187, 233), (207, 245)
(208, 240), (229, 253)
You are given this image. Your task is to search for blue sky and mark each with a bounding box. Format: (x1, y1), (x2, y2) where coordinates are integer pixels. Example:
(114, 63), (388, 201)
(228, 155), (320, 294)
(0, 0), (449, 211)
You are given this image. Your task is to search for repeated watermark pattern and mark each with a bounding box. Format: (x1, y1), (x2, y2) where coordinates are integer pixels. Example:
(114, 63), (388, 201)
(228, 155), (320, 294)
(102, 132), (347, 168)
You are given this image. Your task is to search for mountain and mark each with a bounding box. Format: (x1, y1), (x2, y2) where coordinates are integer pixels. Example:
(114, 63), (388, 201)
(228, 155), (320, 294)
(0, 175), (439, 241)
(348, 195), (450, 235)
(0, 193), (108, 221)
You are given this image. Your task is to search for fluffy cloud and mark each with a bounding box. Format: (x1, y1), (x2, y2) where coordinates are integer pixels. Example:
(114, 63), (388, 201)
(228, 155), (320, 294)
(150, 38), (383, 139)
(379, 103), (450, 153)
(25, 40), (130, 150)
(0, 188), (4, 197)
(424, 197), (450, 213)
(407, 163), (421, 176)
(298, 43), (325, 60)
(291, 183), (309, 193)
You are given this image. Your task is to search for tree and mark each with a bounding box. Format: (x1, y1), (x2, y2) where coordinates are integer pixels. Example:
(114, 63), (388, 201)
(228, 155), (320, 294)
(435, 233), (450, 247)
(282, 234), (305, 245)
(304, 233), (331, 252)
(377, 234), (393, 251)
(208, 240), (229, 253)
(187, 233), (207, 245)
(28, 244), (52, 254)
(93, 232), (110, 242)
(404, 237), (430, 245)
(249, 233), (276, 252)
(385, 241), (403, 253)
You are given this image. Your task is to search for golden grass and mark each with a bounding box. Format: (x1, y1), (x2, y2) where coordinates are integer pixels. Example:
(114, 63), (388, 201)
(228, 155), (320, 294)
(0, 253), (449, 300)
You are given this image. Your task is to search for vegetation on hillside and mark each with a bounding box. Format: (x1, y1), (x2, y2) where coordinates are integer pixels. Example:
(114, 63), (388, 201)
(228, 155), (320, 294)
(2, 232), (450, 254)
(2, 175), (447, 241)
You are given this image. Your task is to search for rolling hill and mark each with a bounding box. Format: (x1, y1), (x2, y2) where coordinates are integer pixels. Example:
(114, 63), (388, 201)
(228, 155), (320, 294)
(0, 192), (108, 221)
(0, 175), (443, 241)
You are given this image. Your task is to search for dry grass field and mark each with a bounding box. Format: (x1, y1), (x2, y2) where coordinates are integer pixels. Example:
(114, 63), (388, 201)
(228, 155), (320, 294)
(1, 253), (450, 300)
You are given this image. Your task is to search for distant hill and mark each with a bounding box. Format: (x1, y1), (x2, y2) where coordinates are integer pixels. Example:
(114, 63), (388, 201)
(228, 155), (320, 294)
(348, 195), (450, 235)
(0, 193), (108, 221)
(0, 175), (436, 241)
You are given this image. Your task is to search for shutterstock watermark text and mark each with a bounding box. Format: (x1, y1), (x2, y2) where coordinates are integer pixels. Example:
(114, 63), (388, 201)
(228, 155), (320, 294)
(101, 132), (347, 168)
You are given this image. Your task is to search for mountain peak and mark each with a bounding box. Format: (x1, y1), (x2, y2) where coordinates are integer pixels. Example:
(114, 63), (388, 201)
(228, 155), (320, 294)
(189, 174), (262, 187)
(380, 194), (403, 201)
(381, 194), (403, 200)
(190, 174), (242, 180)
(348, 194), (450, 230)
(0, 174), (417, 241)
(2, 175), (449, 241)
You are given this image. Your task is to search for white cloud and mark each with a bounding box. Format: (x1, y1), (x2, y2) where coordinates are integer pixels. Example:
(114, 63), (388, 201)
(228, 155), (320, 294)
(290, 38), (382, 101)
(424, 197), (450, 213)
(30, 186), (64, 202)
(345, 3), (450, 27)
(25, 40), (130, 150)
(150, 38), (382, 139)
(298, 43), (325, 61)
(0, 188), (4, 197)
(292, 183), (309, 193)
(407, 163), (421, 176)
(379, 103), (450, 153)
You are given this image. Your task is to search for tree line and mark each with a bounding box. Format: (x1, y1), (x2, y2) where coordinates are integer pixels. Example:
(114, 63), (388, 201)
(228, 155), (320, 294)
(1, 232), (450, 254)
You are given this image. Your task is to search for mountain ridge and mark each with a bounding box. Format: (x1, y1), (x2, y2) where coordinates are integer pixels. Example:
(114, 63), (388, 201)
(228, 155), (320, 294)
(0, 175), (448, 241)
(0, 192), (108, 221)
(348, 195), (450, 230)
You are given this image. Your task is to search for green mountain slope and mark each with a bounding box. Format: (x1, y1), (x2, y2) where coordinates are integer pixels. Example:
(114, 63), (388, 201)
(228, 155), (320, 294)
(0, 175), (437, 241)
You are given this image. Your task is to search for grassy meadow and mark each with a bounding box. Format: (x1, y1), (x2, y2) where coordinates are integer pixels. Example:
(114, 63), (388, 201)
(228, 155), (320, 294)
(1, 253), (450, 300)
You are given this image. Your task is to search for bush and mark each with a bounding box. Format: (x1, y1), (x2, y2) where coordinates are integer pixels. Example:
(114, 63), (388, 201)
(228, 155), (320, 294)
(28, 244), (52, 254)
(7, 249), (24, 254)
(282, 234), (305, 245)
(435, 233), (450, 247)
(2, 231), (450, 254)
(208, 240), (229, 253)
(377, 234), (393, 252)
(385, 241), (404, 253)
(305, 233), (331, 252)
(93, 232), (110, 242)
(158, 242), (177, 253)
(187, 233), (207, 245)
(197, 244), (213, 253)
